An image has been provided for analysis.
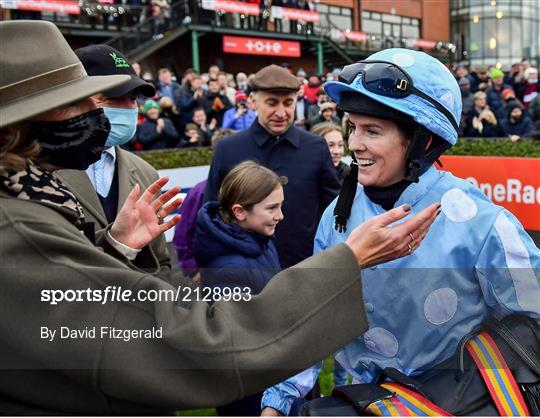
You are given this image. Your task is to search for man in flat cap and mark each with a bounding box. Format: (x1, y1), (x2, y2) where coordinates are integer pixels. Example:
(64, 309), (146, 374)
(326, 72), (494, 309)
(57, 45), (172, 281)
(205, 64), (340, 269)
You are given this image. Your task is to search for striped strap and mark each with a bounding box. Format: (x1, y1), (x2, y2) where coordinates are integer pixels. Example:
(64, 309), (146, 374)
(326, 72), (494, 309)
(466, 331), (530, 416)
(365, 382), (452, 416)
(365, 397), (412, 416)
(365, 330), (530, 417)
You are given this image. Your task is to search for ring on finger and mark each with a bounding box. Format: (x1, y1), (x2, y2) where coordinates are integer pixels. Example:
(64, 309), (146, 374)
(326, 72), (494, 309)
(409, 232), (415, 243)
(156, 211), (163, 224)
(407, 243), (413, 254)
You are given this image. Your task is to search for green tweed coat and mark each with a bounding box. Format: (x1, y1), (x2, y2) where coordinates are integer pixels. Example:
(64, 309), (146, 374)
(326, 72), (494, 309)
(0, 188), (367, 414)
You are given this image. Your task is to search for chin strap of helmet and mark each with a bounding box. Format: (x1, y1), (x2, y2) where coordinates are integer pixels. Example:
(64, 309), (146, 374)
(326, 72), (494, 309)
(334, 128), (451, 232)
(333, 154), (358, 233)
(404, 127), (451, 183)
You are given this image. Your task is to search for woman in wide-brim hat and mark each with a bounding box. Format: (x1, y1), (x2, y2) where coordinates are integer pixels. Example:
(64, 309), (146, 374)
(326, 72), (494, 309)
(0, 20), (182, 252)
(0, 21), (440, 414)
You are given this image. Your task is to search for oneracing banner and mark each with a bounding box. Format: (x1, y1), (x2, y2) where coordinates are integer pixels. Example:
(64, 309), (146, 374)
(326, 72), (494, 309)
(223, 35), (301, 57)
(440, 155), (540, 231)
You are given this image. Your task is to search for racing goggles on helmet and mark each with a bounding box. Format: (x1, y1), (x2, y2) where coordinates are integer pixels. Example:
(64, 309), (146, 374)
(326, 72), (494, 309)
(338, 60), (459, 132)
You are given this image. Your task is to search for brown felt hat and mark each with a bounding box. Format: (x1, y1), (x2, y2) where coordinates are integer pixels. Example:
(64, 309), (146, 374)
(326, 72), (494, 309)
(0, 21), (130, 128)
(249, 64), (302, 92)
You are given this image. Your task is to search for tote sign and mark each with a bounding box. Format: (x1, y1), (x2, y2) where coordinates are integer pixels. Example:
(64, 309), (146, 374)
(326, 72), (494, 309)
(223, 36), (301, 57)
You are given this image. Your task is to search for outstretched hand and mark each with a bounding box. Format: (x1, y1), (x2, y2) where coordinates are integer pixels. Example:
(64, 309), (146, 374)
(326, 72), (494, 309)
(345, 203), (441, 268)
(110, 177), (182, 249)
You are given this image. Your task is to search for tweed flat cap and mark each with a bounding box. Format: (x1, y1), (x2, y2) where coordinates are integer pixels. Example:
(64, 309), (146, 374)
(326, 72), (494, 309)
(250, 64), (301, 92)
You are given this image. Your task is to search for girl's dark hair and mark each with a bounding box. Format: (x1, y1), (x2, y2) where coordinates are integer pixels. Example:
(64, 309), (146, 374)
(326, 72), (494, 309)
(219, 161), (288, 223)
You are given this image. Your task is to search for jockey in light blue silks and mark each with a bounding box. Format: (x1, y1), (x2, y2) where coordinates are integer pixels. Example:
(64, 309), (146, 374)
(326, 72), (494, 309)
(261, 49), (540, 416)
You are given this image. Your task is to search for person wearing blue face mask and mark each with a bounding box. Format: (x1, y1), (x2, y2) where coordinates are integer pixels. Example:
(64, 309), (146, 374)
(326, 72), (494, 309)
(57, 44), (173, 282)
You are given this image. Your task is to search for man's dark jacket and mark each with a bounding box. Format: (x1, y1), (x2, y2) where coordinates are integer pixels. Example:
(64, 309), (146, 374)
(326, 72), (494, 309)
(485, 85), (508, 119)
(205, 120), (340, 268)
(501, 114), (535, 138)
(201, 91), (233, 127)
(157, 81), (200, 124)
(137, 117), (179, 150)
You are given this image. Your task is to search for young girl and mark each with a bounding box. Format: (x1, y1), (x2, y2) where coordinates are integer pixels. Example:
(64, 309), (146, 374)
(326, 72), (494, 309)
(193, 160), (287, 295)
(193, 161), (287, 416)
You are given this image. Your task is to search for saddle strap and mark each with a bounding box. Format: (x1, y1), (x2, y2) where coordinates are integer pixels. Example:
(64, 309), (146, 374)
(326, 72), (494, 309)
(365, 383), (452, 416)
(466, 331), (530, 416)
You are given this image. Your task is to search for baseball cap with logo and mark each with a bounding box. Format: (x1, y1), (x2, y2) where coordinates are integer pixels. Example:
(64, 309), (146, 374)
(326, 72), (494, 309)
(75, 44), (155, 98)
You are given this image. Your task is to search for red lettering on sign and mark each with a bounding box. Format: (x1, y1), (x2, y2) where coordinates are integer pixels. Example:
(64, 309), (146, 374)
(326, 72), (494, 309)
(440, 156), (540, 231)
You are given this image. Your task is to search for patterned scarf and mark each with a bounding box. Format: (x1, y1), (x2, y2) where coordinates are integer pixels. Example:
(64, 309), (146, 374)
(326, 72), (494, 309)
(0, 161), (85, 227)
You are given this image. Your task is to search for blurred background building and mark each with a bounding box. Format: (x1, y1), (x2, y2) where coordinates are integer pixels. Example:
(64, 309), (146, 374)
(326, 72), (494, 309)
(451, 0), (540, 69)
(2, 0), (539, 72)
(0, 0), (455, 74)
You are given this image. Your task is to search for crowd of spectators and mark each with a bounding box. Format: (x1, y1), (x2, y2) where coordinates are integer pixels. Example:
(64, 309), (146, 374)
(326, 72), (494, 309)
(128, 63), (350, 151)
(9, 0), (317, 36)
(214, 0), (316, 34)
(127, 57), (540, 152)
(456, 58), (540, 140)
(137, 0), (318, 36)
(7, 0), (177, 34)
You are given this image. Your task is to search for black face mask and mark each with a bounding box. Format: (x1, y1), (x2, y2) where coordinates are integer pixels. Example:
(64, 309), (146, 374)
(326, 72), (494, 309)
(32, 108), (111, 170)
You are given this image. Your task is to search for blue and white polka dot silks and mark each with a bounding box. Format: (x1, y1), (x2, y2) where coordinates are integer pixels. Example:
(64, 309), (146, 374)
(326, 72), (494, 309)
(324, 48), (462, 145)
(261, 166), (540, 416)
